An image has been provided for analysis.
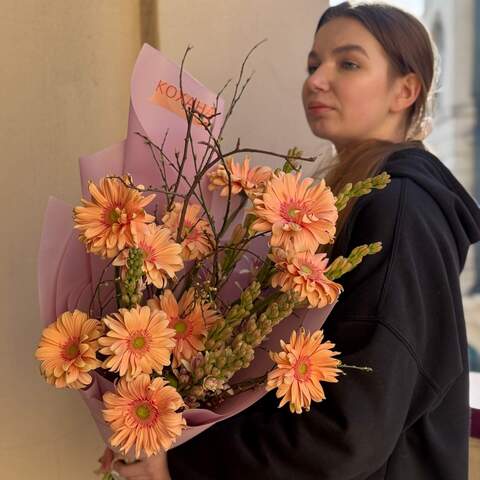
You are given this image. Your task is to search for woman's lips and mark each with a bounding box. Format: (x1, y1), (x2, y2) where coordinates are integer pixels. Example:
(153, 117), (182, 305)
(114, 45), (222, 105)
(308, 105), (334, 116)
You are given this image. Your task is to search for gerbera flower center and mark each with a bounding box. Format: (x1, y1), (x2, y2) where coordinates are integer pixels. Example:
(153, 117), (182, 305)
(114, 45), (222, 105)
(135, 403), (151, 420)
(300, 264), (312, 275)
(299, 363), (308, 374)
(174, 321), (187, 334)
(130, 331), (149, 352)
(294, 356), (311, 380)
(295, 257), (325, 282)
(132, 336), (145, 349)
(288, 207), (300, 217)
(108, 207), (122, 224)
(280, 200), (306, 224)
(132, 400), (159, 426)
(62, 338), (80, 360)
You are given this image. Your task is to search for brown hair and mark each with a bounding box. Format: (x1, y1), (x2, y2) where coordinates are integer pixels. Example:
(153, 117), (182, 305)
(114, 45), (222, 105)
(312, 2), (436, 251)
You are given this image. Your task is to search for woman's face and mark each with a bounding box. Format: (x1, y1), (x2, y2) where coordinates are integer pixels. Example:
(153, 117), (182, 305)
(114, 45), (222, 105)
(302, 17), (404, 150)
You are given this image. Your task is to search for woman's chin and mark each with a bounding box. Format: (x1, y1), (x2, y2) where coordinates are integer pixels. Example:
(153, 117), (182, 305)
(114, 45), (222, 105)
(307, 118), (334, 136)
(309, 124), (338, 143)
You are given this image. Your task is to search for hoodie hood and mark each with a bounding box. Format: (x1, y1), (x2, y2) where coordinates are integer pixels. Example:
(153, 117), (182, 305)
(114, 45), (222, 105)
(385, 147), (480, 270)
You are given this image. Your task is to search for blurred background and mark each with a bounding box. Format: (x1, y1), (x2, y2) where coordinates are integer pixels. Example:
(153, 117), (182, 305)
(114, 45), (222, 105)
(1, 0), (479, 478)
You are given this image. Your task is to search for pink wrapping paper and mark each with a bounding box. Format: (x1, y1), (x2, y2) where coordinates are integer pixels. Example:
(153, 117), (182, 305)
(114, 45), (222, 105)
(38, 43), (336, 451)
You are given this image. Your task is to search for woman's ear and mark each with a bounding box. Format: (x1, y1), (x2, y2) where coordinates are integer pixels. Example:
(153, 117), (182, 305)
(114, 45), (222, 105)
(390, 72), (421, 113)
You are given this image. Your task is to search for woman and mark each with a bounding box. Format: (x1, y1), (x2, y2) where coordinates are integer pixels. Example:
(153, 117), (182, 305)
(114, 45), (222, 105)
(103, 2), (480, 478)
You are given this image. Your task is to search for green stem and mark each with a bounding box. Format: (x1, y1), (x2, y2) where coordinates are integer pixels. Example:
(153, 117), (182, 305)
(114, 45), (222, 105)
(339, 363), (373, 373)
(114, 266), (122, 309)
(255, 258), (276, 287)
(219, 195), (248, 239)
(250, 290), (282, 316)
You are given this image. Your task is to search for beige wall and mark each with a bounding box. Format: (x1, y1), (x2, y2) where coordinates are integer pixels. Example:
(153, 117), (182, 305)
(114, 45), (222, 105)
(2, 1), (329, 478)
(1, 1), (146, 478)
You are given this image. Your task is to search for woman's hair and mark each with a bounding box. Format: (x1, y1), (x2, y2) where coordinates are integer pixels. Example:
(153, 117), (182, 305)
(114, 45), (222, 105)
(312, 2), (438, 250)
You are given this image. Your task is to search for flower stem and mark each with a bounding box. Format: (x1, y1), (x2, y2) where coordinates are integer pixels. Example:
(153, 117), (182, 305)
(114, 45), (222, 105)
(219, 194), (248, 239)
(114, 266), (122, 310)
(338, 363), (373, 373)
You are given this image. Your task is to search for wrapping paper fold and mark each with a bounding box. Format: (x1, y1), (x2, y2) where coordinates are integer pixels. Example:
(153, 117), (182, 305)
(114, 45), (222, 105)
(38, 43), (336, 451)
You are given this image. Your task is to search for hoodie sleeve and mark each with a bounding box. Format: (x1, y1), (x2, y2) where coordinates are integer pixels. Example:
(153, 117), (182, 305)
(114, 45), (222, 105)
(166, 177), (455, 480)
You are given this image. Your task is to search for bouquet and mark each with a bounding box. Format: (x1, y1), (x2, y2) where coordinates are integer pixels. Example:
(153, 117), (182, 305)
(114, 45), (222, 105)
(35, 42), (389, 476)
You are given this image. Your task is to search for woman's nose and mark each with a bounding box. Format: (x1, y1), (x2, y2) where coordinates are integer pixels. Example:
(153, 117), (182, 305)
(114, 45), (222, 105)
(306, 64), (332, 91)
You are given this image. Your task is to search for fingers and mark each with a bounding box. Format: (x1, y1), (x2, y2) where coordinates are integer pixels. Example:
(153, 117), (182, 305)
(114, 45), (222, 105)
(113, 459), (148, 478)
(104, 448), (114, 467)
(112, 458), (171, 480)
(113, 472), (150, 480)
(95, 447), (114, 474)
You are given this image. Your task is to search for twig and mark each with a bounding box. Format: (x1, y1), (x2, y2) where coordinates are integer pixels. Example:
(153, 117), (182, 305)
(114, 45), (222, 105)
(200, 144), (317, 164)
(89, 256), (121, 317)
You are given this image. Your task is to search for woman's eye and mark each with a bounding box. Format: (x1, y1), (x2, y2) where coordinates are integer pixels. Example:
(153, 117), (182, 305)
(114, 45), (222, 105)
(307, 61), (358, 75)
(341, 61), (359, 70)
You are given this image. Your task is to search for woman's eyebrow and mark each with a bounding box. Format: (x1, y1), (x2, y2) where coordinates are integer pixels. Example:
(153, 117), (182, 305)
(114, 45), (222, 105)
(308, 44), (370, 60)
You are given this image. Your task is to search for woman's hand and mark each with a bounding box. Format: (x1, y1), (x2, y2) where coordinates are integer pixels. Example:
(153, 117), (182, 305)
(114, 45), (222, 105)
(110, 450), (172, 480)
(96, 447), (114, 475)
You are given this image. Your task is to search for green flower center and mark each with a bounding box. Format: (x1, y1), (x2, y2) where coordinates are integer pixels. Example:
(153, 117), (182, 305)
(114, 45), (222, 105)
(288, 207), (300, 218)
(132, 336), (146, 349)
(64, 342), (80, 360)
(135, 403), (151, 420)
(109, 208), (121, 224)
(298, 362), (308, 375)
(175, 321), (187, 334)
(300, 265), (312, 275)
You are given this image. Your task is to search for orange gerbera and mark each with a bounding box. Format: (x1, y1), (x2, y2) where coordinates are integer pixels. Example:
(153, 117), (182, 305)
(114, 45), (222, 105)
(266, 329), (342, 414)
(73, 176), (155, 258)
(270, 250), (343, 308)
(113, 224), (184, 288)
(251, 172), (338, 253)
(148, 288), (220, 365)
(35, 310), (102, 389)
(207, 156), (272, 198)
(161, 202), (214, 260)
(103, 374), (185, 458)
(99, 305), (175, 380)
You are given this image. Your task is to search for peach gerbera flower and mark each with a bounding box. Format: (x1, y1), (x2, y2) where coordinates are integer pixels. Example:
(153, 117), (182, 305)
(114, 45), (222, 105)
(148, 288), (220, 365)
(266, 329), (342, 414)
(35, 310), (102, 389)
(113, 224), (184, 288)
(99, 305), (175, 380)
(73, 176), (155, 258)
(270, 250), (343, 308)
(103, 374), (186, 458)
(207, 156), (272, 198)
(251, 172), (338, 253)
(161, 202), (214, 261)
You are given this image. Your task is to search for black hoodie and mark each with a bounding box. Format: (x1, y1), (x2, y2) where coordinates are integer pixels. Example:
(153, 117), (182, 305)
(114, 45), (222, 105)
(167, 147), (480, 480)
